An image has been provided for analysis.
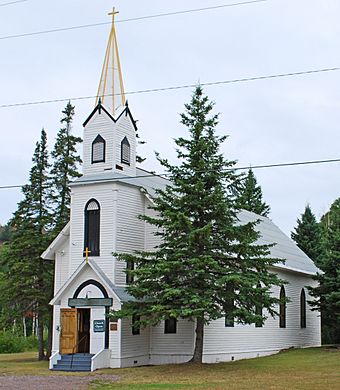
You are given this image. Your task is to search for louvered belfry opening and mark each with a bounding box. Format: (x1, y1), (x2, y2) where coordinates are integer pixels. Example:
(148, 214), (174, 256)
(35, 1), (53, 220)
(92, 135), (106, 163)
(121, 136), (130, 165)
(84, 199), (100, 257)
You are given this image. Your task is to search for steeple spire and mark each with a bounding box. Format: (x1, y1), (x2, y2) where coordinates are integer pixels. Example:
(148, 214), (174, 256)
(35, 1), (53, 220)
(96, 8), (126, 116)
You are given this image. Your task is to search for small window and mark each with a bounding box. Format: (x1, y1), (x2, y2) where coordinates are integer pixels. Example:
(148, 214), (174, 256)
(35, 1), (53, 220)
(132, 314), (140, 335)
(225, 299), (234, 327)
(300, 288), (306, 328)
(84, 199), (100, 257)
(255, 283), (263, 328)
(92, 135), (106, 163)
(126, 260), (134, 285)
(279, 286), (286, 328)
(164, 318), (177, 334)
(121, 137), (130, 165)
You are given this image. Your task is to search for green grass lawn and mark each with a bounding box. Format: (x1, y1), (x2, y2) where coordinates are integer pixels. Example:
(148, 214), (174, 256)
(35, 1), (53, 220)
(0, 348), (339, 389)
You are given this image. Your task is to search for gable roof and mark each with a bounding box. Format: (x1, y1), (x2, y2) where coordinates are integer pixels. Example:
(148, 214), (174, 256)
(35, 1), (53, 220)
(237, 210), (319, 275)
(82, 101), (138, 131)
(50, 259), (135, 305)
(41, 222), (70, 260)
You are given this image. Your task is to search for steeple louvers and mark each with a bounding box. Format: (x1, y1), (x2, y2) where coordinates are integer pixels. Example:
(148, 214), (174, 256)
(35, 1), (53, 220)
(96, 8), (126, 116)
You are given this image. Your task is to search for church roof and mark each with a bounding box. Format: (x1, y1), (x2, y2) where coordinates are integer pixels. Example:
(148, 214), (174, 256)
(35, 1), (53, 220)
(71, 167), (168, 198)
(237, 209), (319, 275)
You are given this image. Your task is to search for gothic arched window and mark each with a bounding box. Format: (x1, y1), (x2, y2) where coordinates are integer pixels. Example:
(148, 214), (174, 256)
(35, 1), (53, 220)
(300, 288), (307, 328)
(279, 286), (286, 328)
(92, 135), (106, 163)
(121, 136), (130, 165)
(84, 199), (100, 257)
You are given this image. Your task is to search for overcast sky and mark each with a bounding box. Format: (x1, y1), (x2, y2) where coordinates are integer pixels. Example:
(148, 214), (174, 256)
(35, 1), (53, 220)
(1, 0), (340, 235)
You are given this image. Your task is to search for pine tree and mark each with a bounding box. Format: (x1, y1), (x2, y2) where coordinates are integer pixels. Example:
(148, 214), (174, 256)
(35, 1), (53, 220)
(50, 102), (82, 232)
(236, 168), (270, 216)
(309, 199), (340, 343)
(291, 204), (323, 267)
(0, 129), (54, 359)
(113, 86), (284, 363)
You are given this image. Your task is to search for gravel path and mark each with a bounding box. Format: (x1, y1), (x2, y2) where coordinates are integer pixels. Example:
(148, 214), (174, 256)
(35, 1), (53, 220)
(0, 374), (119, 389)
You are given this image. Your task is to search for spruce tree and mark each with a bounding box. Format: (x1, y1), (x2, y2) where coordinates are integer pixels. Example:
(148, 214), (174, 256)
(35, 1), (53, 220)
(236, 168), (270, 216)
(113, 87), (284, 363)
(0, 129), (54, 359)
(309, 199), (340, 343)
(50, 102), (82, 232)
(291, 204), (323, 267)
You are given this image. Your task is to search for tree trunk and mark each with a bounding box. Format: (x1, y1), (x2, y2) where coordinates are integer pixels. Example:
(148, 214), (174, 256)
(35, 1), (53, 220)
(23, 316), (27, 337)
(190, 316), (204, 363)
(37, 315), (45, 361)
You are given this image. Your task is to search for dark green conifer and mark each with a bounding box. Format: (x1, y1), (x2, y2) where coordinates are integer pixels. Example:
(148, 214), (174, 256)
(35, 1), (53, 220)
(50, 102), (82, 232)
(236, 168), (270, 216)
(291, 204), (323, 267)
(113, 87), (284, 363)
(0, 129), (54, 360)
(309, 199), (340, 343)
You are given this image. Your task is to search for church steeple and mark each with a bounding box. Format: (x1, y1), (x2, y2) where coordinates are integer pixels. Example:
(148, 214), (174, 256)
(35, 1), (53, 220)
(96, 8), (126, 116)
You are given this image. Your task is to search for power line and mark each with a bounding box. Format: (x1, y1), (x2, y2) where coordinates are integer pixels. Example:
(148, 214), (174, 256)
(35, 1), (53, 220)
(0, 0), (27, 7)
(2, 157), (340, 190)
(0, 1), (268, 41)
(1, 66), (339, 109)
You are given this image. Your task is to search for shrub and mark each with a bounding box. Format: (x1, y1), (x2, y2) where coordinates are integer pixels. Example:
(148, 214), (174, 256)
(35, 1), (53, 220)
(0, 331), (26, 353)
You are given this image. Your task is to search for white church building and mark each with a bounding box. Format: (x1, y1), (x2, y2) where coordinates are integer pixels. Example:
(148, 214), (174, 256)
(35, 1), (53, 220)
(42, 10), (321, 371)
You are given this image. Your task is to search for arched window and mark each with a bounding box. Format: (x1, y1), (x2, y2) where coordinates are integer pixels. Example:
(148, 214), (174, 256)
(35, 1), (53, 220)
(255, 283), (263, 328)
(121, 136), (130, 165)
(300, 288), (306, 328)
(84, 199), (100, 257)
(279, 286), (286, 328)
(92, 135), (106, 163)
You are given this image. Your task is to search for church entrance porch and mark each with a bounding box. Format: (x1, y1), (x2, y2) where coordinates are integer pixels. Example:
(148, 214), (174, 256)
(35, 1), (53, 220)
(60, 308), (90, 354)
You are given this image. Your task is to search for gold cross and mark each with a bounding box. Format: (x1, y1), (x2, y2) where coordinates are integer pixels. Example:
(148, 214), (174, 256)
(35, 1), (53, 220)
(108, 7), (119, 22)
(84, 247), (91, 262)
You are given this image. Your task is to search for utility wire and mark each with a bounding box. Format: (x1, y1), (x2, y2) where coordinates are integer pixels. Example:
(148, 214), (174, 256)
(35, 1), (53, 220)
(0, 0), (27, 7)
(1, 67), (339, 109)
(0, 0), (268, 41)
(2, 157), (340, 190)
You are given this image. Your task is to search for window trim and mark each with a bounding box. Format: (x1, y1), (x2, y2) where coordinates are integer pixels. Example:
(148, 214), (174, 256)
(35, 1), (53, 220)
(84, 199), (100, 257)
(92, 135), (106, 164)
(121, 136), (130, 165)
(126, 260), (134, 285)
(164, 318), (177, 334)
(300, 288), (307, 328)
(132, 314), (140, 335)
(279, 286), (286, 328)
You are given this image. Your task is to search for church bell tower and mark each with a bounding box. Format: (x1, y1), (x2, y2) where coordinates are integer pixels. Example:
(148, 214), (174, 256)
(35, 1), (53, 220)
(82, 8), (137, 178)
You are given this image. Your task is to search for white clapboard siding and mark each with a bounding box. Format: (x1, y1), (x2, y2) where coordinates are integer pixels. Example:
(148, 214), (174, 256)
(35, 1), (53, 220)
(114, 114), (136, 177)
(144, 199), (162, 251)
(69, 183), (117, 279)
(149, 319), (195, 364)
(54, 241), (70, 293)
(120, 317), (150, 367)
(114, 184), (145, 285)
(83, 110), (115, 175)
(202, 269), (320, 363)
(51, 305), (60, 352)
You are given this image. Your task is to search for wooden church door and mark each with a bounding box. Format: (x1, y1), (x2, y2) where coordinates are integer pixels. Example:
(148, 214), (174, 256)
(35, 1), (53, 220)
(60, 308), (77, 354)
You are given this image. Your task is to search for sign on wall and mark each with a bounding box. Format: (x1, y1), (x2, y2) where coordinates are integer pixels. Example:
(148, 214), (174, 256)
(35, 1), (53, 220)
(93, 319), (105, 332)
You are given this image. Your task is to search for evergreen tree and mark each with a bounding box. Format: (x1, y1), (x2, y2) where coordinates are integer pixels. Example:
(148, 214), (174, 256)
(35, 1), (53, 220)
(309, 199), (340, 344)
(291, 204), (323, 267)
(113, 87), (284, 363)
(0, 129), (54, 359)
(50, 102), (82, 232)
(236, 168), (270, 216)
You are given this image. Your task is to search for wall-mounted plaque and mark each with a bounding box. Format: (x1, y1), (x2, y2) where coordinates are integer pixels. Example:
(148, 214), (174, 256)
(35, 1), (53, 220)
(93, 319), (105, 332)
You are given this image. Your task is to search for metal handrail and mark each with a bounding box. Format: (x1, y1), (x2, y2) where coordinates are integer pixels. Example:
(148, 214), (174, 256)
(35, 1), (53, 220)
(70, 334), (88, 369)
